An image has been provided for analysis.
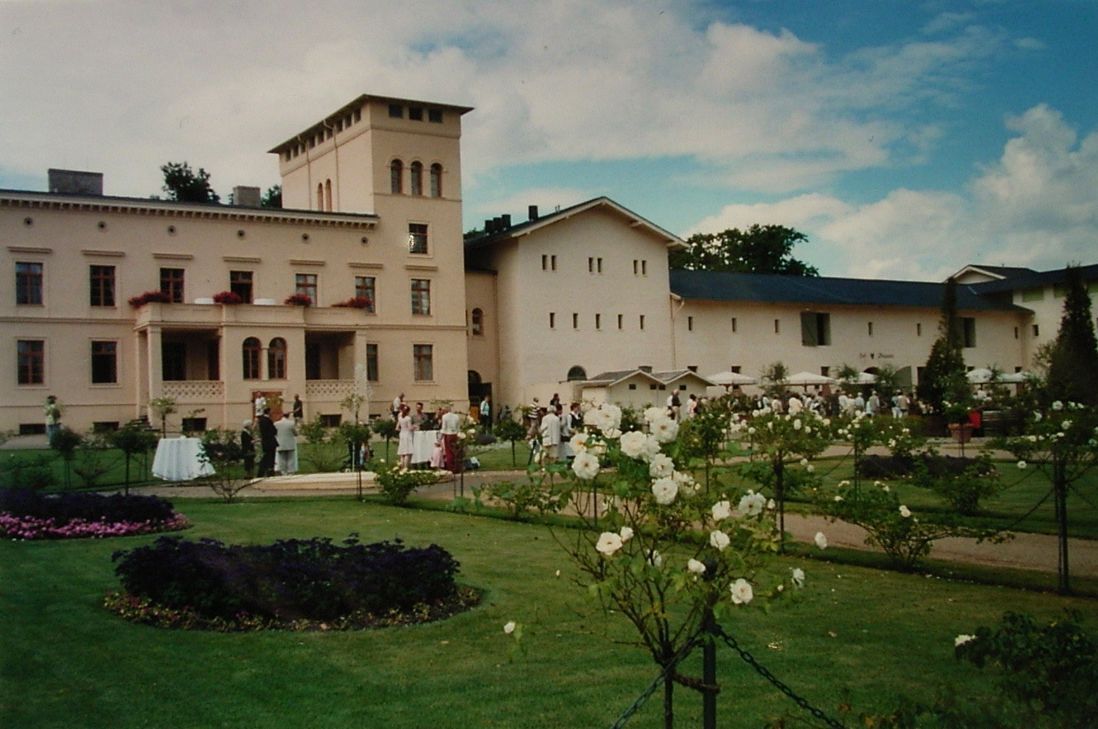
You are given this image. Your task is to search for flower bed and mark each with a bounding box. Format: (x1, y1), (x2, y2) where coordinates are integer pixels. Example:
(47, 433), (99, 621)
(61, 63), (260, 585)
(107, 535), (478, 631)
(0, 489), (188, 540)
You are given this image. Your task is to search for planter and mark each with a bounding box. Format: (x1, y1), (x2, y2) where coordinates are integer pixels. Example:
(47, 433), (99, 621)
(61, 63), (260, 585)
(948, 422), (973, 444)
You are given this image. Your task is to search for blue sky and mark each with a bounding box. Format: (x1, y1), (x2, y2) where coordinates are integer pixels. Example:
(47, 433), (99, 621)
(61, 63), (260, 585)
(2, 0), (1096, 280)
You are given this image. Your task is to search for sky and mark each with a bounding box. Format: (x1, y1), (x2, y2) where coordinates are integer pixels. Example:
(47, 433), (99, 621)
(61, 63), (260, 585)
(2, 0), (1096, 281)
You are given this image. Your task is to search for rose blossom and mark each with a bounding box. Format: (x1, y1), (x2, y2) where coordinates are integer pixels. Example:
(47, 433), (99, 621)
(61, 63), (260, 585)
(730, 578), (754, 605)
(619, 526), (634, 543)
(709, 530), (730, 551)
(711, 500), (732, 521)
(619, 431), (648, 459)
(595, 531), (624, 557)
(687, 558), (707, 575)
(651, 478), (679, 505)
(791, 567), (805, 588)
(571, 452), (600, 480)
(648, 454), (674, 479)
(814, 532), (828, 549)
(503, 621), (516, 635)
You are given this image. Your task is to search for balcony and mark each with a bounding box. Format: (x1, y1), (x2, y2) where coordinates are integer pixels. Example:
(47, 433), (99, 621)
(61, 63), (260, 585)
(162, 380), (225, 404)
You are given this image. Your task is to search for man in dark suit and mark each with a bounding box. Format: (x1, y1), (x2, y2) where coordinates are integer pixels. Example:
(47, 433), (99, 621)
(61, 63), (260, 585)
(256, 408), (278, 477)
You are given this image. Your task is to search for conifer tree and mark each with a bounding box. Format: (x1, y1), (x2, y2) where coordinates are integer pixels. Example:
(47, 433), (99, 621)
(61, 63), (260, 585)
(918, 278), (968, 415)
(1046, 265), (1098, 406)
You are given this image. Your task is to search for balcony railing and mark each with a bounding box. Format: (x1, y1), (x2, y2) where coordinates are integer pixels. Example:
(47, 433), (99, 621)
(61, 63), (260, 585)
(305, 379), (355, 400)
(162, 380), (225, 402)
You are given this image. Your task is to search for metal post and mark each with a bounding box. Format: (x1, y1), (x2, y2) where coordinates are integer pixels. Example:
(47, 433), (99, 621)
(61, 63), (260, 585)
(702, 609), (717, 729)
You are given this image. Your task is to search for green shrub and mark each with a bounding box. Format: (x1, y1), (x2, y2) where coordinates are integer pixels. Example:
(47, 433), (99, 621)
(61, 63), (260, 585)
(375, 464), (439, 505)
(0, 453), (55, 490)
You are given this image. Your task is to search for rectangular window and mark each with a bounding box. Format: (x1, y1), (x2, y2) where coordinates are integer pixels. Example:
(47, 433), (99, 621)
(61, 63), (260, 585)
(409, 106), (424, 121)
(1014, 326), (1019, 340)
(411, 278), (431, 315)
(542, 254), (548, 271)
(800, 312), (831, 346)
(917, 322), (923, 336)
(962, 317), (977, 348)
(549, 312), (556, 329)
(688, 316), (694, 331)
(633, 260), (638, 275)
(413, 344), (433, 381)
(16, 262), (43, 305)
(730, 365), (742, 374)
(774, 319), (780, 334)
(354, 275), (377, 313)
(595, 313), (601, 330)
(551, 255), (557, 270)
(366, 343), (379, 382)
(597, 258), (603, 273)
(642, 260), (647, 275)
(90, 265), (115, 307)
(617, 314), (623, 330)
(159, 268), (184, 303)
(388, 103), (403, 118)
(867, 321), (874, 337)
(639, 314), (646, 330)
(230, 270), (253, 303)
(91, 341), (117, 384)
(428, 109), (443, 123)
(572, 312), (579, 329)
(17, 340), (44, 385)
(295, 273), (318, 302)
(588, 257), (594, 273)
(408, 223), (429, 254)
(731, 317), (737, 333)
(1033, 324), (1040, 337)
(820, 366), (830, 377)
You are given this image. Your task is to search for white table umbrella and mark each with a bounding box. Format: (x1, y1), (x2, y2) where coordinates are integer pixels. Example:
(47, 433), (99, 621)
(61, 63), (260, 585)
(706, 371), (757, 386)
(786, 371), (837, 386)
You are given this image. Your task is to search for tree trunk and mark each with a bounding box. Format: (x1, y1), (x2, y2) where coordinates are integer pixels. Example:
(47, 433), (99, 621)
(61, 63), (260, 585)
(663, 673), (674, 729)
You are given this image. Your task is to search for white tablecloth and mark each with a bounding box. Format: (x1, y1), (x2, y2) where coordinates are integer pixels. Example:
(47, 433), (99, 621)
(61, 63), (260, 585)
(412, 430), (439, 464)
(153, 437), (215, 481)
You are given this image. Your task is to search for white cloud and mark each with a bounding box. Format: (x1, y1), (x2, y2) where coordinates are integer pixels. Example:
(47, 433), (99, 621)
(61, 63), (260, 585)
(689, 105), (1098, 280)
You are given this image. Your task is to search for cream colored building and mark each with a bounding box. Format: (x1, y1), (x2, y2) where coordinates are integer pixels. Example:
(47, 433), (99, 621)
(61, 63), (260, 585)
(3, 92), (1096, 435)
(2, 94), (472, 434)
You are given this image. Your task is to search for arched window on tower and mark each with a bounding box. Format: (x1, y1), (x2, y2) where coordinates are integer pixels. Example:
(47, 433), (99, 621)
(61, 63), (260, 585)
(242, 337), (262, 380)
(316, 183), (324, 210)
(324, 179), (333, 211)
(390, 159), (403, 194)
(410, 161), (423, 196)
(430, 163), (443, 197)
(268, 338), (287, 380)
(566, 365), (587, 381)
(471, 308), (483, 336)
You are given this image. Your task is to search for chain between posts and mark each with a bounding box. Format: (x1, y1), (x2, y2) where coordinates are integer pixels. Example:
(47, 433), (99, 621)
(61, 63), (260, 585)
(713, 624), (847, 729)
(608, 634), (703, 729)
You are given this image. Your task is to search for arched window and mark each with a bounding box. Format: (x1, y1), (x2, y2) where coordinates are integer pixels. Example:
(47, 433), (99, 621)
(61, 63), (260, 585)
(268, 338), (287, 380)
(242, 337), (262, 380)
(390, 159), (403, 194)
(324, 179), (333, 211)
(316, 183), (324, 210)
(410, 161), (423, 196)
(471, 307), (483, 336)
(430, 163), (443, 197)
(567, 365), (587, 381)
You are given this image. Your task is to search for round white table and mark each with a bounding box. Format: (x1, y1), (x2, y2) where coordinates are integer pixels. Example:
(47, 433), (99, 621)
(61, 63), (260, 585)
(412, 429), (439, 464)
(152, 437), (215, 481)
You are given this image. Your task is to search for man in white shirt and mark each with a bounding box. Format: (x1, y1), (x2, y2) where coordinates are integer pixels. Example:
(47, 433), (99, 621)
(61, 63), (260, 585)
(440, 406), (463, 472)
(539, 407), (561, 462)
(274, 412), (298, 475)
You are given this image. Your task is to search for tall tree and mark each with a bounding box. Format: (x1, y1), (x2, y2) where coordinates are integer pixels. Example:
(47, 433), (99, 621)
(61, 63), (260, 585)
(918, 278), (968, 415)
(160, 162), (220, 203)
(669, 224), (818, 276)
(260, 184), (282, 209)
(1046, 265), (1098, 406)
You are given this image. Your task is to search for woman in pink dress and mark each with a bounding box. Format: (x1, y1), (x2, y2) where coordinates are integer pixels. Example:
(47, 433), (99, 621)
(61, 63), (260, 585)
(396, 404), (416, 469)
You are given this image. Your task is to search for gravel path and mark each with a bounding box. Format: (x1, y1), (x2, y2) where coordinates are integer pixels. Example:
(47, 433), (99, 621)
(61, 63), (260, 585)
(131, 467), (1098, 579)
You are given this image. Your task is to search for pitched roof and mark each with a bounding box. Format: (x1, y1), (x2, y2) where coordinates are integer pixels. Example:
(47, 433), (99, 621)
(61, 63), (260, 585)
(968, 263), (1098, 294)
(950, 264), (1038, 281)
(583, 368), (713, 386)
(668, 270), (1020, 311)
(464, 196), (684, 251)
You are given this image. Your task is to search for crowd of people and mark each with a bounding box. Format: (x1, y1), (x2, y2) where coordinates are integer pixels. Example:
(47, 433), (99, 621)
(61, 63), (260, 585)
(241, 393), (306, 478)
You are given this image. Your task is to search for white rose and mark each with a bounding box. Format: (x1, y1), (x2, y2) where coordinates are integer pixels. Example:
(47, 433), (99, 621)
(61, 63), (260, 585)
(649, 454), (674, 479)
(619, 526), (634, 543)
(738, 491), (765, 516)
(651, 417), (679, 443)
(730, 578), (754, 605)
(643, 406), (667, 424)
(1017, 460), (1027, 470)
(1052, 400), (1064, 411)
(646, 549), (663, 567)
(503, 621), (516, 635)
(899, 505), (912, 518)
(791, 567), (805, 588)
(569, 432), (589, 453)
(595, 531), (623, 557)
(711, 500), (732, 522)
(954, 634), (975, 647)
(619, 431), (648, 459)
(651, 478), (679, 505)
(687, 558), (707, 575)
(709, 530), (730, 551)
(814, 532), (828, 549)
(572, 451), (601, 481)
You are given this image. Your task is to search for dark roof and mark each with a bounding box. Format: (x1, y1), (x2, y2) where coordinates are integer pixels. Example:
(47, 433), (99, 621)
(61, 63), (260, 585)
(669, 270), (1021, 311)
(969, 263), (1098, 294)
(957, 264), (1038, 280)
(464, 196), (682, 252)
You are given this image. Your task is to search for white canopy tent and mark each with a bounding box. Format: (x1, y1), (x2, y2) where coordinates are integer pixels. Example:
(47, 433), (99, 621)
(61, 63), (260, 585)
(706, 371), (757, 386)
(785, 371), (837, 387)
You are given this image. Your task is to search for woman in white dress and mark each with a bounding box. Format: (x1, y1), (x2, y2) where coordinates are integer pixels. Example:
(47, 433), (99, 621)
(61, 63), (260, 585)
(396, 404), (416, 469)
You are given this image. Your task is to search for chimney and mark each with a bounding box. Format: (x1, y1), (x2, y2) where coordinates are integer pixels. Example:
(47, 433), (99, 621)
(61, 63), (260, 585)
(501, 214), (511, 228)
(48, 169), (103, 196)
(232, 186), (261, 207)
(528, 205), (539, 221)
(483, 218), (493, 234)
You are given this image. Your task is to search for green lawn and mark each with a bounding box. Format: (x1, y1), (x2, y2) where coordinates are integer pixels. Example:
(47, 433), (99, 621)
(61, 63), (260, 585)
(2, 498), (1095, 729)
